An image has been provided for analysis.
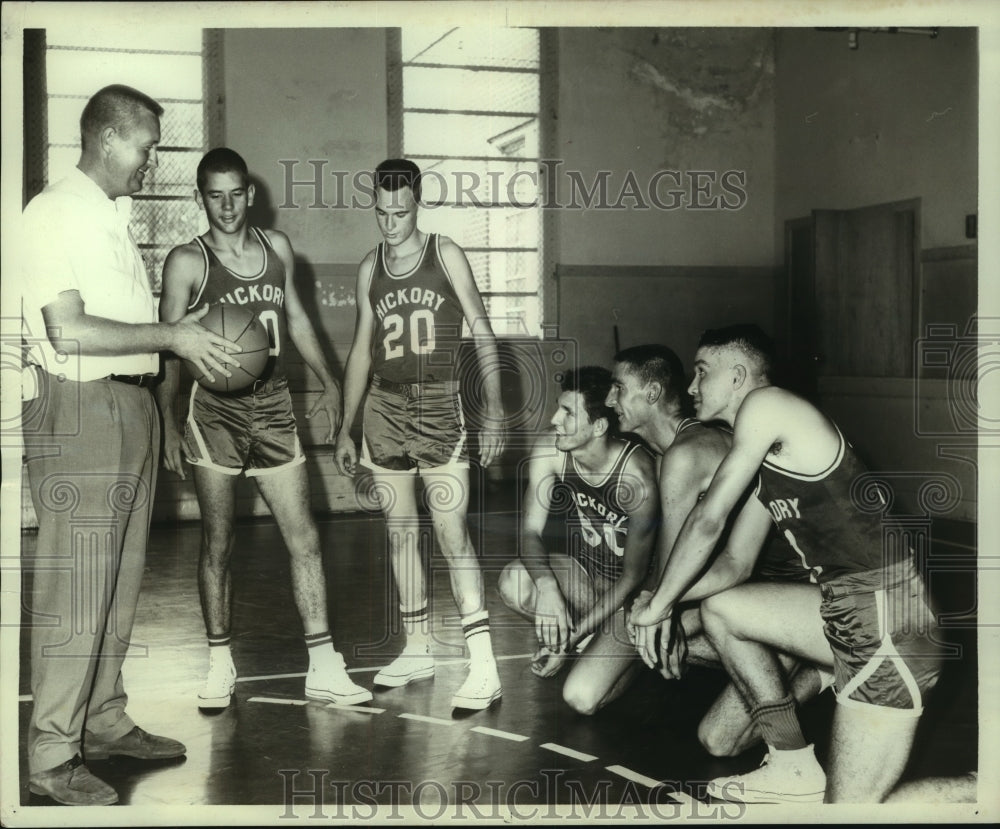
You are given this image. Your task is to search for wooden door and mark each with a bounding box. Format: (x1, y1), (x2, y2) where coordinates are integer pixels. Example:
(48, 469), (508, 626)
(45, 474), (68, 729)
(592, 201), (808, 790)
(783, 199), (919, 385)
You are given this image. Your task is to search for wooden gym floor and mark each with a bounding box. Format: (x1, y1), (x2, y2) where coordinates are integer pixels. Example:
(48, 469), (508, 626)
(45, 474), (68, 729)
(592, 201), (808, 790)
(14, 481), (980, 818)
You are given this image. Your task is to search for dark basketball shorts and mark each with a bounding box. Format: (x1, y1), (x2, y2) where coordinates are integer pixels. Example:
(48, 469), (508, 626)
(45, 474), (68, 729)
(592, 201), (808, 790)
(819, 560), (944, 716)
(541, 551), (612, 619)
(361, 375), (468, 474)
(183, 377), (304, 477)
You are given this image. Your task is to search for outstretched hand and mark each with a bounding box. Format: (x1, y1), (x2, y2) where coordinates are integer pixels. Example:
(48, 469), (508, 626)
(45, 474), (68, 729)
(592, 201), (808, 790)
(628, 590), (670, 670)
(534, 581), (573, 654)
(658, 613), (688, 680)
(161, 422), (187, 479)
(307, 384), (343, 443)
(479, 421), (506, 468)
(530, 646), (570, 679)
(334, 430), (357, 477)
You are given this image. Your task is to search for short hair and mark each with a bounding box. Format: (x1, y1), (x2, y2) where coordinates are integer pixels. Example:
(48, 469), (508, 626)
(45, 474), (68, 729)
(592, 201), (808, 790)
(698, 324), (775, 382)
(375, 158), (422, 203)
(197, 147), (250, 193)
(614, 344), (693, 416)
(561, 366), (618, 433)
(80, 84), (163, 151)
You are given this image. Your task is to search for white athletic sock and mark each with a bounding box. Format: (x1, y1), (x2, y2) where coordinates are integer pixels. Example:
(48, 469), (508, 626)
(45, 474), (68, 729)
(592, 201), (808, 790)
(207, 634), (234, 666)
(461, 610), (495, 664)
(401, 603), (431, 651)
(304, 631), (338, 670)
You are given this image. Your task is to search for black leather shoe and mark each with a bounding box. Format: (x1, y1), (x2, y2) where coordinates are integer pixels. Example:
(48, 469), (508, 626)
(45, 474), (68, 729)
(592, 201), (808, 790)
(85, 726), (186, 761)
(28, 754), (118, 806)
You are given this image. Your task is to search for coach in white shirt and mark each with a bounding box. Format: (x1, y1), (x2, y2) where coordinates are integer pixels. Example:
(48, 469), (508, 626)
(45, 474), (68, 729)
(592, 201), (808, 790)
(21, 84), (240, 806)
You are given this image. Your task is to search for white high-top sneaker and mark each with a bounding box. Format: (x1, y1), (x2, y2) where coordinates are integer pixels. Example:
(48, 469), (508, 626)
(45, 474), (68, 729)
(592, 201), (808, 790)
(198, 655), (237, 709)
(373, 643), (436, 688)
(451, 659), (502, 710)
(305, 651), (373, 705)
(706, 744), (826, 803)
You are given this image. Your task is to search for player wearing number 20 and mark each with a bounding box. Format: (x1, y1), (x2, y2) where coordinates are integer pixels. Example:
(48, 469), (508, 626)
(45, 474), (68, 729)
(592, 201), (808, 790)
(155, 147), (372, 710)
(335, 159), (507, 710)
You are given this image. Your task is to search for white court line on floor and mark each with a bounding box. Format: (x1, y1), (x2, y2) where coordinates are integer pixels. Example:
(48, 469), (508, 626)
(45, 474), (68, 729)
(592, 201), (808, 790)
(326, 703), (386, 714)
(248, 695), (384, 713)
(398, 712), (456, 726)
(237, 672), (305, 683)
(606, 765), (663, 789)
(539, 742), (597, 762)
(470, 725), (530, 742)
(247, 696), (307, 706)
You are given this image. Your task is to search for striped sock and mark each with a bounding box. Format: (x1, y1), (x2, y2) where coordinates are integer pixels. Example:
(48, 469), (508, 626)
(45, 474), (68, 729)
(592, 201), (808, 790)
(461, 610), (495, 664)
(304, 630), (336, 669)
(751, 694), (807, 751)
(401, 603), (431, 649)
(207, 633), (233, 666)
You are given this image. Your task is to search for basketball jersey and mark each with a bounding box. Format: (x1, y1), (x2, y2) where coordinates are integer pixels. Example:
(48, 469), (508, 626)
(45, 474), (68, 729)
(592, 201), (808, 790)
(368, 234), (464, 383)
(189, 227), (288, 382)
(556, 439), (649, 582)
(755, 424), (891, 584)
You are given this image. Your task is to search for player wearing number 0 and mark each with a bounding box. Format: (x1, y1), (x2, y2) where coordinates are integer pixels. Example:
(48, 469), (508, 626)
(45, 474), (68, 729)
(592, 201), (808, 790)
(334, 159), (506, 710)
(629, 325), (944, 802)
(155, 148), (371, 709)
(497, 367), (658, 709)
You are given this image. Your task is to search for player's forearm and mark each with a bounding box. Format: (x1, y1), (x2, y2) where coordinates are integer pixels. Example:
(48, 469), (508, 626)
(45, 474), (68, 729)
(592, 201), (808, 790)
(648, 509), (726, 616)
(677, 552), (749, 603)
(472, 335), (504, 416)
(520, 533), (557, 586)
(47, 314), (180, 358)
(337, 350), (372, 434)
(288, 317), (339, 390)
(153, 358), (183, 432)
(574, 572), (639, 642)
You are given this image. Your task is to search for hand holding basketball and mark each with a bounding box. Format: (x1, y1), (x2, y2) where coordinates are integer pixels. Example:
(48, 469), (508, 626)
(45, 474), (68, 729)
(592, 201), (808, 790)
(181, 304), (270, 392)
(171, 304), (242, 382)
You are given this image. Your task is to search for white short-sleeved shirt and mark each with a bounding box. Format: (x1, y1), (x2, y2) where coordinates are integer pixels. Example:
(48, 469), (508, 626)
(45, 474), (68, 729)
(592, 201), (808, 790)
(21, 166), (158, 382)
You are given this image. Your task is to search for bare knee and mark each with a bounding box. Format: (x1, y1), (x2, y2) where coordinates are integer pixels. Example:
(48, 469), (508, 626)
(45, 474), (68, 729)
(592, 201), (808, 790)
(562, 676), (599, 716)
(697, 719), (740, 758)
(700, 593), (739, 643)
(432, 515), (473, 561)
(497, 562), (533, 615)
(497, 562), (519, 610)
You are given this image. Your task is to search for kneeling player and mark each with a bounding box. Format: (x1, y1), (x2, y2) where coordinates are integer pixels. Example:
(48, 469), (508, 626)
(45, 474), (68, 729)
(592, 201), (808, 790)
(498, 367), (658, 712)
(607, 344), (832, 757)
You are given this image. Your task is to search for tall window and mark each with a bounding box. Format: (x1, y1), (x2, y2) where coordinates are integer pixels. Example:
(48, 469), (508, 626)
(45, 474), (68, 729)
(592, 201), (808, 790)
(39, 27), (211, 292)
(396, 28), (543, 337)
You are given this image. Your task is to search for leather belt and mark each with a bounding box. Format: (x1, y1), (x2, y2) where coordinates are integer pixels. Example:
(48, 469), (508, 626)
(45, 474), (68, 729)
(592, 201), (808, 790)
(106, 374), (155, 387)
(372, 375), (459, 398)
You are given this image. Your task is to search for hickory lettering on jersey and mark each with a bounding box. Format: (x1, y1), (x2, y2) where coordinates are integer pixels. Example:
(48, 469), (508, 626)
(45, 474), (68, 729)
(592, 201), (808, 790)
(216, 283), (285, 307)
(767, 497), (802, 522)
(374, 287), (447, 321)
(575, 492), (627, 530)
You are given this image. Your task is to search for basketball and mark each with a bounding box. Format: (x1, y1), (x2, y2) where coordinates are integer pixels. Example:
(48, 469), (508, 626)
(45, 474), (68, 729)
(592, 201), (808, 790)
(184, 304), (270, 392)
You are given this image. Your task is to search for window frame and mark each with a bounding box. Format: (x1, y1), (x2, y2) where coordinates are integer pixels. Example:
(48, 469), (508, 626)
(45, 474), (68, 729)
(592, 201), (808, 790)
(22, 28), (223, 296)
(388, 27), (556, 337)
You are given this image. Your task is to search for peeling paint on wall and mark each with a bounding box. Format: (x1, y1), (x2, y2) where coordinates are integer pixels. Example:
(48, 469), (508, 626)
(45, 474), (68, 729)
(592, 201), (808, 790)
(625, 29), (774, 139)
